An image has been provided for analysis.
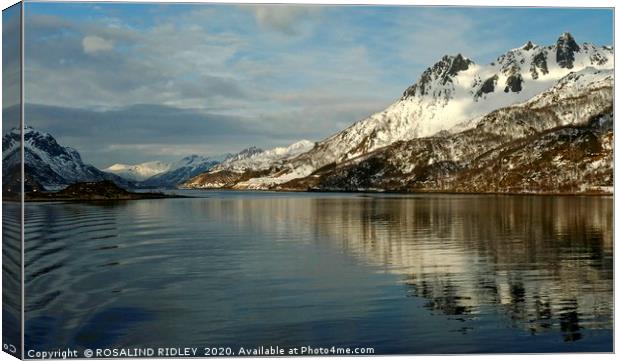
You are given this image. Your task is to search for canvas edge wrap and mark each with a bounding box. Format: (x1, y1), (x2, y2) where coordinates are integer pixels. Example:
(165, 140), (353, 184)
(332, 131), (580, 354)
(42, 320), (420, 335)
(2, 1), (24, 359)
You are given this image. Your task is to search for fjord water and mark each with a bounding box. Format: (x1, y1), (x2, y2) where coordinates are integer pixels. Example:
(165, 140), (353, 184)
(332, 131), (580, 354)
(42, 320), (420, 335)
(23, 192), (612, 354)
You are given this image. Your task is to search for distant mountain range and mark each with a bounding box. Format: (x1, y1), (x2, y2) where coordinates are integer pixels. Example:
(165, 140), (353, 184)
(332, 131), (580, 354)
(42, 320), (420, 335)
(1, 128), (234, 191)
(182, 33), (614, 194)
(1, 126), (310, 191)
(2, 33), (613, 195)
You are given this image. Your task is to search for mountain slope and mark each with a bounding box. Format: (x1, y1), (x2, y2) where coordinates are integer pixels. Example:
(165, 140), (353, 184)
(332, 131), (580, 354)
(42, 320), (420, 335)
(2, 127), (134, 191)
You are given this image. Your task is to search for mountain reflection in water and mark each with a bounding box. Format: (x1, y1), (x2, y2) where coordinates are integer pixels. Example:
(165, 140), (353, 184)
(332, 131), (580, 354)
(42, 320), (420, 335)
(204, 194), (612, 341)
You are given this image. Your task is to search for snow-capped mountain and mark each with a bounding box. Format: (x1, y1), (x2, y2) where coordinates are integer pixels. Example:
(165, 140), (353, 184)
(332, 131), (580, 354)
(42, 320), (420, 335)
(183, 33), (613, 193)
(104, 161), (172, 181)
(2, 126), (133, 191)
(287, 67), (613, 193)
(278, 33), (613, 177)
(138, 155), (220, 188)
(182, 140), (315, 189)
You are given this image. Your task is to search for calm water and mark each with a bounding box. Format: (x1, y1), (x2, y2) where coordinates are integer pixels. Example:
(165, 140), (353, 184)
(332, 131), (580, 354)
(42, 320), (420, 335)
(21, 192), (613, 354)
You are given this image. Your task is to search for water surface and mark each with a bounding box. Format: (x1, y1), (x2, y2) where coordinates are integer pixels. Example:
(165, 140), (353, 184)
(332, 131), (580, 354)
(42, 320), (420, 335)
(24, 192), (613, 354)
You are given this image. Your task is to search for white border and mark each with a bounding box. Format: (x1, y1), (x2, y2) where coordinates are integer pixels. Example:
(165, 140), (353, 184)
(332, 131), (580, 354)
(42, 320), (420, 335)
(4, 0), (617, 6)
(0, 1), (616, 361)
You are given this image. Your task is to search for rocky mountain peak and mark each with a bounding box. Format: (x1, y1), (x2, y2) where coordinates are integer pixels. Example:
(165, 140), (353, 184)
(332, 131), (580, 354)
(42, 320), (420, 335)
(558, 32), (579, 47)
(522, 41), (537, 51)
(556, 32), (580, 68)
(403, 53), (473, 98)
(238, 146), (263, 156)
(22, 126), (82, 161)
(444, 54), (473, 77)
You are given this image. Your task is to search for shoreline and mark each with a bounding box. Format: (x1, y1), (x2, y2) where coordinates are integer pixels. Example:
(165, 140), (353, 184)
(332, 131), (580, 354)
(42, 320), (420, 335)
(176, 187), (614, 197)
(3, 187), (612, 203)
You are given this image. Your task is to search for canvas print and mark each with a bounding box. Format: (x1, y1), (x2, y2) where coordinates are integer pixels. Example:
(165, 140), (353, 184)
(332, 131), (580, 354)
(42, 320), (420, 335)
(2, 1), (614, 358)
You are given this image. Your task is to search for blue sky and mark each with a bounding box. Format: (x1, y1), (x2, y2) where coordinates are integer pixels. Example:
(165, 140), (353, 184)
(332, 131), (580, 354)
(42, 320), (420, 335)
(20, 3), (613, 167)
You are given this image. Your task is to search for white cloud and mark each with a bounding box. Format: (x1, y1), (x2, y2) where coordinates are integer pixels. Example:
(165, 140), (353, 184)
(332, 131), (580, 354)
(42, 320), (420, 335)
(82, 35), (114, 54)
(250, 5), (320, 35)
